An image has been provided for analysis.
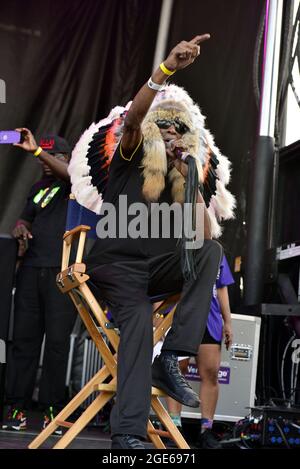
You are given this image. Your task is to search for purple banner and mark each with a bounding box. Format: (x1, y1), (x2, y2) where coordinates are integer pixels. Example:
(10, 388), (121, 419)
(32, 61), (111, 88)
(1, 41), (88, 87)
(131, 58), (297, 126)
(185, 364), (230, 385)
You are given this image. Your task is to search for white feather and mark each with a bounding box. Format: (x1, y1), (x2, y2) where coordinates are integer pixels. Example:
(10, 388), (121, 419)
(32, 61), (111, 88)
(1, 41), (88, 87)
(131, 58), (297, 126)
(69, 106), (128, 213)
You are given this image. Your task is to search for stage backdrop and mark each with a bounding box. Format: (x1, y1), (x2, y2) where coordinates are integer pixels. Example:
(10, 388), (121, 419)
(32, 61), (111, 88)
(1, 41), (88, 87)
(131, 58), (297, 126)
(0, 0), (162, 232)
(0, 0), (264, 301)
(166, 0), (264, 278)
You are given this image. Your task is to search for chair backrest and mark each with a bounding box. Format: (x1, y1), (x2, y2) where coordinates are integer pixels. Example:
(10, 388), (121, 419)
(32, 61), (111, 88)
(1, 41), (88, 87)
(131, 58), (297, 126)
(66, 195), (101, 239)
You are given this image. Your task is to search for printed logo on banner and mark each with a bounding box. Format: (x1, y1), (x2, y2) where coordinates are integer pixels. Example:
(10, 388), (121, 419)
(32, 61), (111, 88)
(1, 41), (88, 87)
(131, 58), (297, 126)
(184, 363), (200, 381)
(0, 79), (6, 103)
(218, 366), (230, 384)
(185, 363), (230, 384)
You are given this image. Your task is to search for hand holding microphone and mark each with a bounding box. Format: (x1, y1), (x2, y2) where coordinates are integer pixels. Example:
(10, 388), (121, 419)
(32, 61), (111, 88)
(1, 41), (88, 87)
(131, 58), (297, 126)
(166, 139), (189, 161)
(166, 139), (189, 177)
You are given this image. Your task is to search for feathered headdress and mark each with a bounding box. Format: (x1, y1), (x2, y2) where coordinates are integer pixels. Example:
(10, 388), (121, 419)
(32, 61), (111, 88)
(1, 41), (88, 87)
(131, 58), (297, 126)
(69, 84), (235, 238)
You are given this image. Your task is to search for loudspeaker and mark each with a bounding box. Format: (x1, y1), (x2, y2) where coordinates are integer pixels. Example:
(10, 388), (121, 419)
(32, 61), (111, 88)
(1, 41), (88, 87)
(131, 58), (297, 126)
(0, 234), (17, 420)
(0, 235), (17, 340)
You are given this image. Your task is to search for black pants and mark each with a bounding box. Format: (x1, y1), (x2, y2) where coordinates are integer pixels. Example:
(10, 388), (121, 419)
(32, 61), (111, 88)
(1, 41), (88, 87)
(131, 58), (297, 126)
(6, 266), (76, 409)
(89, 240), (222, 438)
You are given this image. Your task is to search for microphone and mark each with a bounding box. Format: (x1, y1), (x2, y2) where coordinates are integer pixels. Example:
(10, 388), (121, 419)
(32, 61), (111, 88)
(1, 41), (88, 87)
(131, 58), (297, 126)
(166, 139), (189, 162)
(166, 140), (200, 281)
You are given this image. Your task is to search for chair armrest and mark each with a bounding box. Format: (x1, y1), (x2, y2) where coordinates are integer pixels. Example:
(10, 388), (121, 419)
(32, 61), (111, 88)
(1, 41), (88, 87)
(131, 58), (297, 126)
(63, 225), (91, 246)
(62, 225), (91, 270)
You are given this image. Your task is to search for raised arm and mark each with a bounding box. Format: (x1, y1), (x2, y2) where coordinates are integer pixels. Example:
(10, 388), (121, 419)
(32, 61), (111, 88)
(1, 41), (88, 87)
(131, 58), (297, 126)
(121, 34), (210, 157)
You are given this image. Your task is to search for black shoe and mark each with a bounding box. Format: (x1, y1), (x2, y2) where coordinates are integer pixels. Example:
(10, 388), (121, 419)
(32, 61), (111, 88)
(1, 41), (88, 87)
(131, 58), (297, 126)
(195, 429), (222, 449)
(111, 434), (145, 449)
(152, 354), (200, 408)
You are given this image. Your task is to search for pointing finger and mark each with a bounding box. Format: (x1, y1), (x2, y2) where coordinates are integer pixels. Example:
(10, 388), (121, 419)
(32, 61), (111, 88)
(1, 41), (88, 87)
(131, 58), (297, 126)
(190, 34), (211, 45)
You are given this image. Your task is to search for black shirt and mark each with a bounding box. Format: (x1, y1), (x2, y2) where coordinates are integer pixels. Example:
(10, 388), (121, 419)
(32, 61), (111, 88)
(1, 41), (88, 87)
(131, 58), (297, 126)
(87, 141), (180, 267)
(20, 176), (70, 267)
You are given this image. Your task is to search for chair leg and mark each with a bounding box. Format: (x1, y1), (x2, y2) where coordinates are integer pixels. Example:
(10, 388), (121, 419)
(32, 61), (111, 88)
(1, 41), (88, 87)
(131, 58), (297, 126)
(32, 265), (182, 450)
(151, 397), (190, 449)
(29, 365), (111, 449)
(147, 419), (166, 449)
(53, 388), (115, 449)
(79, 283), (120, 352)
(69, 289), (118, 376)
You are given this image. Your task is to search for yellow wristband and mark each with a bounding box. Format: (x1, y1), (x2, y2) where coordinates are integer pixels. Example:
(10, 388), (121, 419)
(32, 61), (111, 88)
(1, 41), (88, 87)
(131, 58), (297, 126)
(33, 146), (43, 157)
(160, 62), (176, 76)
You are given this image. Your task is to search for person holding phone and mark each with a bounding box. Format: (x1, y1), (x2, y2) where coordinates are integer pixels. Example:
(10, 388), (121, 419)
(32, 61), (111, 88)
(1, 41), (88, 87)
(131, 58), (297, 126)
(165, 254), (234, 449)
(2, 130), (76, 434)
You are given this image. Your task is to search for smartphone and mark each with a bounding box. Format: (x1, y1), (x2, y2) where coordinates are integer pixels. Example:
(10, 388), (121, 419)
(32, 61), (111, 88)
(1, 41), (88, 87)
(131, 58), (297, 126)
(0, 130), (22, 144)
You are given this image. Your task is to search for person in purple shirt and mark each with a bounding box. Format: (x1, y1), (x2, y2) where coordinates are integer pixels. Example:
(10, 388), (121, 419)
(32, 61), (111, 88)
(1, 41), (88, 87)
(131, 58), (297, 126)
(166, 255), (234, 448)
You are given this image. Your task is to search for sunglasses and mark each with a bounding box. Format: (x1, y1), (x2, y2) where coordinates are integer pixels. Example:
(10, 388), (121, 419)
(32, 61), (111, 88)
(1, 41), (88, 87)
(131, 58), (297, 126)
(155, 118), (190, 135)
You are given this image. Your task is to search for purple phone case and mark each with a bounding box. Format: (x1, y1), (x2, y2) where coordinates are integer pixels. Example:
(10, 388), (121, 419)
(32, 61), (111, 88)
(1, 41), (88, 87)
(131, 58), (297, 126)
(0, 131), (21, 144)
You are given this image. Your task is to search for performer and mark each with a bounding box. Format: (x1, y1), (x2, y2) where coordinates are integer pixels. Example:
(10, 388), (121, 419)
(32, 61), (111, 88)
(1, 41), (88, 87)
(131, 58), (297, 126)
(2, 131), (76, 434)
(69, 35), (235, 449)
(165, 254), (234, 449)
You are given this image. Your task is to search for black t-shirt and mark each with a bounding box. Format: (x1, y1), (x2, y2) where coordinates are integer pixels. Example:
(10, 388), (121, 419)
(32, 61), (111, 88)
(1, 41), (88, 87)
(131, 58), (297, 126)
(87, 141), (180, 267)
(20, 176), (70, 267)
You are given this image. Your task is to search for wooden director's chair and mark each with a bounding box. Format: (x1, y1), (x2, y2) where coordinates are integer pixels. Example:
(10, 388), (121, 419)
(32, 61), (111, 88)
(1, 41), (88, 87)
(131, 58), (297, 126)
(29, 197), (190, 450)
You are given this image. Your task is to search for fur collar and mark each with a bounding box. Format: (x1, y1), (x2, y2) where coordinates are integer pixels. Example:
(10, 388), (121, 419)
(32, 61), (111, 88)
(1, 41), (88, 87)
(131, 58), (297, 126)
(141, 106), (204, 203)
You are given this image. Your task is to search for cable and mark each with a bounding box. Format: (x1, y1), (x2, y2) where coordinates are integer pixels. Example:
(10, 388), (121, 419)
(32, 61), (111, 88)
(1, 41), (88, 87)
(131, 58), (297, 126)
(293, 361), (299, 404)
(181, 155), (199, 281)
(252, 1), (299, 143)
(240, 437), (253, 449)
(252, 2), (267, 109)
(288, 3), (300, 109)
(291, 422), (300, 430)
(277, 320), (285, 398)
(288, 360), (300, 404)
(291, 359), (295, 404)
(275, 0), (296, 142)
(281, 333), (296, 400)
(274, 419), (291, 449)
(233, 417), (255, 447)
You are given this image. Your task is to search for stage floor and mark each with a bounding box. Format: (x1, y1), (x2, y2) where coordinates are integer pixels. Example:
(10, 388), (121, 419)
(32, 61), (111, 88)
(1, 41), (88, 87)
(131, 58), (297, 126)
(0, 411), (224, 449)
(0, 428), (113, 449)
(0, 409), (156, 449)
